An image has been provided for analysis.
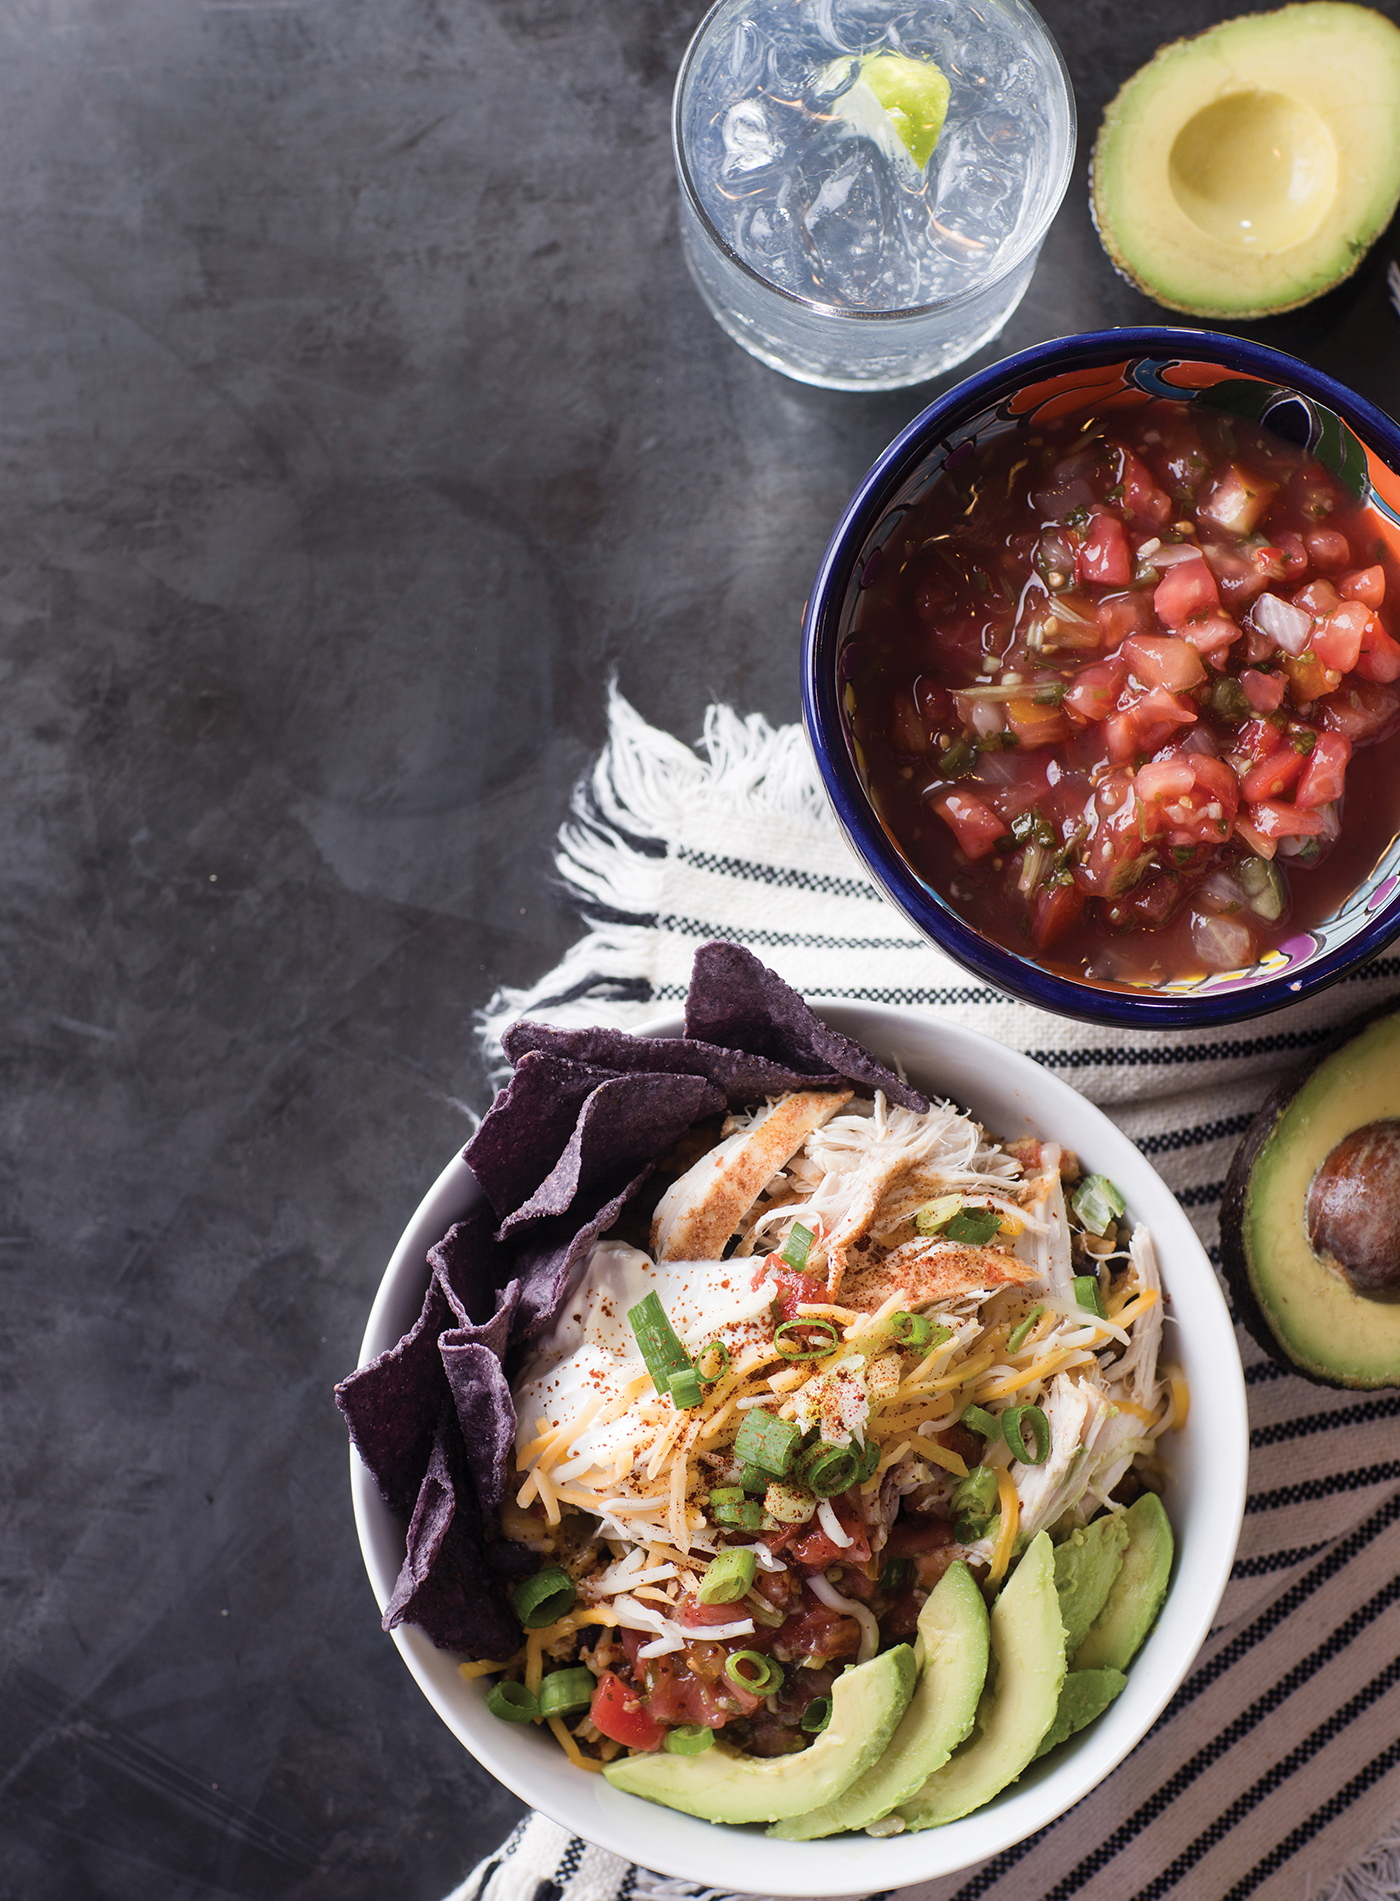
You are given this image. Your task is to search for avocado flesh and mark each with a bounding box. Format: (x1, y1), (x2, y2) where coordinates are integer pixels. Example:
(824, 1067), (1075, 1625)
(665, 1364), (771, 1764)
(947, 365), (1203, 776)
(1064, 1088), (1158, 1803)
(1053, 1515), (1130, 1658)
(899, 1532), (1066, 1831)
(1072, 1493), (1174, 1673)
(767, 1561), (989, 1840)
(1033, 1668), (1128, 1759)
(1224, 1007), (1400, 1389)
(1091, 3), (1400, 318)
(602, 1645), (916, 1824)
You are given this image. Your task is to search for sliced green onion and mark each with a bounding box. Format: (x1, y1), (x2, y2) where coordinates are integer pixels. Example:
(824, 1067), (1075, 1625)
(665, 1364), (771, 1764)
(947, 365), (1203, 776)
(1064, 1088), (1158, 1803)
(663, 1724), (715, 1754)
(889, 1310), (941, 1349)
(714, 1499), (765, 1530)
(915, 1194), (961, 1236)
(709, 1485), (745, 1507)
(698, 1548), (757, 1604)
(628, 1290), (696, 1399)
(511, 1567), (577, 1630)
(725, 1650), (784, 1696)
(940, 737), (976, 778)
(952, 1463), (999, 1519)
(879, 1557), (911, 1591)
(1071, 1174), (1126, 1237)
(739, 1462), (770, 1494)
(1002, 1403), (1050, 1465)
(854, 1438), (881, 1483)
(779, 1222), (817, 1272)
(695, 1340), (730, 1385)
(774, 1318), (840, 1361)
(538, 1667), (596, 1719)
(798, 1440), (859, 1498)
(961, 1404), (1000, 1439)
(1007, 1306), (1044, 1354)
(943, 1207), (1003, 1246)
(1239, 855), (1286, 922)
(955, 1513), (994, 1542)
(801, 1698), (833, 1734)
(1072, 1273), (1108, 1321)
(733, 1408), (800, 1477)
(668, 1368), (703, 1410)
(486, 1680), (540, 1723)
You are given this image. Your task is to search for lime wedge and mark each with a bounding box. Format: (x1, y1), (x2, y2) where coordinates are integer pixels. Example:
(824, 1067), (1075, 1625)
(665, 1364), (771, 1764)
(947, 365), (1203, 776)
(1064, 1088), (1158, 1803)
(860, 52), (950, 169)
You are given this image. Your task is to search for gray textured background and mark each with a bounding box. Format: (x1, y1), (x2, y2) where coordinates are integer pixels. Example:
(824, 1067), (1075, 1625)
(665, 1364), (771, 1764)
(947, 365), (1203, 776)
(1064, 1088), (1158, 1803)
(3, 1), (1400, 1895)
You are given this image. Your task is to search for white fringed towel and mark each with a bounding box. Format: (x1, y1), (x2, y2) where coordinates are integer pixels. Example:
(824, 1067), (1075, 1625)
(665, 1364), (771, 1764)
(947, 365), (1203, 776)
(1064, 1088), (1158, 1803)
(459, 688), (1400, 1901)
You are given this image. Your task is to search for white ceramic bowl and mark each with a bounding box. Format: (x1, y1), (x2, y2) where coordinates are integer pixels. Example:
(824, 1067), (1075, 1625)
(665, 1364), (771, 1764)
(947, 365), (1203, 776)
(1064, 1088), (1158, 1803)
(350, 1004), (1248, 1895)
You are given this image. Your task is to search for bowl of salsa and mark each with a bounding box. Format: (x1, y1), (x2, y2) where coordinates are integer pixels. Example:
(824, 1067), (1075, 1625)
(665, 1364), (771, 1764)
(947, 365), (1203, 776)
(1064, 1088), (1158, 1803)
(804, 328), (1400, 1025)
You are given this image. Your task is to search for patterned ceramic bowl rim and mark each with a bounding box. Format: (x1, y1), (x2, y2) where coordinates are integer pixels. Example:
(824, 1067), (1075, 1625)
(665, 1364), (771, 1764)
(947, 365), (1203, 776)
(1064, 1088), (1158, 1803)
(803, 325), (1400, 1028)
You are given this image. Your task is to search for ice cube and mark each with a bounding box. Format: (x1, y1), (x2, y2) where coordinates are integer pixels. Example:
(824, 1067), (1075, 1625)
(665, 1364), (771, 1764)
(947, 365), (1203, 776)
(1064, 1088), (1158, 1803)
(722, 99), (780, 177)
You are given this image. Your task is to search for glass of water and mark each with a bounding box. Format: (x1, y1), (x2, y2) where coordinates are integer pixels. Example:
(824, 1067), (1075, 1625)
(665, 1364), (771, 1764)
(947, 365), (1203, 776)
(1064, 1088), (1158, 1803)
(673, 0), (1076, 391)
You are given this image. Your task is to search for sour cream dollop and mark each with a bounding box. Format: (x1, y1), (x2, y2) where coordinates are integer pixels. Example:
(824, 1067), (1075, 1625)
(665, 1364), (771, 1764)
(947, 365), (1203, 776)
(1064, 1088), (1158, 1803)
(512, 1241), (774, 1486)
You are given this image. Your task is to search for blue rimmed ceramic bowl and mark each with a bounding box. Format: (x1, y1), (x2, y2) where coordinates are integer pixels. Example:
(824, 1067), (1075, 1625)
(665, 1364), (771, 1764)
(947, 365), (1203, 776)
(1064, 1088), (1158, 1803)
(803, 326), (1400, 1028)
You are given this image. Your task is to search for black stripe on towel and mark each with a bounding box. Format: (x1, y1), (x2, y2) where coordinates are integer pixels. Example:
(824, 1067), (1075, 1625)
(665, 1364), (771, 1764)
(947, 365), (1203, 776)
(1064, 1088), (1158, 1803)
(1224, 1732), (1400, 1900)
(1231, 1542), (1331, 1579)
(1175, 1181), (1224, 1209)
(1030, 1027), (1335, 1072)
(663, 915), (925, 953)
(1245, 1461), (1400, 1514)
(674, 847), (882, 901)
(1250, 1395), (1400, 1449)
(1136, 1114), (1254, 1157)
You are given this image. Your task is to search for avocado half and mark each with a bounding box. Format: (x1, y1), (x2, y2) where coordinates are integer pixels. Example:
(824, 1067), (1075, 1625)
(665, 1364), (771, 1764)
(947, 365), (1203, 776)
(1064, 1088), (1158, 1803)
(1091, 3), (1400, 319)
(1221, 1002), (1400, 1388)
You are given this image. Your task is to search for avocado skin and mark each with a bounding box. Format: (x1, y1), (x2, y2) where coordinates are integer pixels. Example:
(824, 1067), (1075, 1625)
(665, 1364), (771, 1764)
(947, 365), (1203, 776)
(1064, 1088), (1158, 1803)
(767, 1560), (989, 1840)
(602, 1644), (915, 1824)
(1090, 3), (1400, 319)
(1033, 1669), (1127, 1760)
(1220, 1000), (1400, 1390)
(1072, 1493), (1173, 1674)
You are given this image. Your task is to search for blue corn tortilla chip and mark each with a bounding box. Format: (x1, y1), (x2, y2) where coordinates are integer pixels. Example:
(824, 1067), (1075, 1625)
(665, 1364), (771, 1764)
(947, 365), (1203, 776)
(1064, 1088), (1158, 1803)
(500, 1020), (848, 1105)
(335, 1277), (454, 1522)
(463, 1054), (618, 1220)
(382, 1410), (520, 1659)
(509, 1162), (652, 1341)
(428, 1201), (515, 1329)
(440, 1338), (515, 1517)
(684, 941), (928, 1112)
(496, 1070), (723, 1238)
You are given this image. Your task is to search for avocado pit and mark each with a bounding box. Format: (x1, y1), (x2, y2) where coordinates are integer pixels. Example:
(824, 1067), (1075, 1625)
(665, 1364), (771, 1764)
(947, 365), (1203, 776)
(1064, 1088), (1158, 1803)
(1306, 1119), (1400, 1295)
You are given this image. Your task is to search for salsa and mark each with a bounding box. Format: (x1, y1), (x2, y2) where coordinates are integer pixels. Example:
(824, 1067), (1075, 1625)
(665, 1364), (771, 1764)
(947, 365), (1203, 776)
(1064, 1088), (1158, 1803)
(846, 397), (1400, 985)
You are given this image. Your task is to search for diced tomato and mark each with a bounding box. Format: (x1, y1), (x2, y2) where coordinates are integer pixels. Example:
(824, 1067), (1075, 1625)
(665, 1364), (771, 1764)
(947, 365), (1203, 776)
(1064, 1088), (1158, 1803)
(1340, 565), (1386, 607)
(1140, 750), (1239, 846)
(1234, 814), (1277, 859)
(790, 1503), (871, 1569)
(776, 1598), (861, 1665)
(1240, 669), (1286, 713)
(1114, 870), (1185, 928)
(1095, 590), (1155, 646)
(1240, 746), (1307, 804)
(1064, 659), (1127, 722)
(1320, 679), (1400, 742)
(1247, 800), (1327, 839)
(1306, 527), (1352, 570)
(1154, 556), (1220, 629)
(1296, 730), (1351, 808)
(1282, 650), (1342, 704)
(1007, 697), (1072, 749)
(1356, 617), (1400, 684)
(1135, 757), (1196, 804)
(1239, 717), (1284, 764)
(592, 1671), (667, 1751)
(1197, 463), (1278, 536)
(1030, 879), (1085, 951)
(1117, 447), (1172, 526)
(678, 1594), (754, 1628)
(1075, 770), (1152, 896)
(1311, 601), (1369, 674)
(1077, 507), (1132, 587)
(1294, 578), (1342, 617)
(930, 789), (1004, 860)
(914, 675), (957, 727)
(1181, 611), (1241, 662)
(1122, 633), (1207, 692)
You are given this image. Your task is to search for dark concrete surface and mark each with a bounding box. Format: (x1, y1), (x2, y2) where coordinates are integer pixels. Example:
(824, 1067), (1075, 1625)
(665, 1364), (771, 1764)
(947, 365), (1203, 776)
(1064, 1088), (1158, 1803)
(3, 1), (1400, 1895)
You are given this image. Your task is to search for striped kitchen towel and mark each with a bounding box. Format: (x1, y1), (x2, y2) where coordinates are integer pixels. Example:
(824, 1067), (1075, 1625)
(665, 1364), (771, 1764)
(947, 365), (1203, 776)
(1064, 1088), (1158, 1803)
(459, 687), (1400, 1901)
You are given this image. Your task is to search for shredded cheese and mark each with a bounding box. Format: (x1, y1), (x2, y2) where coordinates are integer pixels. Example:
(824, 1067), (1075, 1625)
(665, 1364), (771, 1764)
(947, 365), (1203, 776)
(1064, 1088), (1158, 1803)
(987, 1466), (1020, 1585)
(458, 1651), (525, 1681)
(1168, 1364), (1190, 1429)
(548, 1716), (606, 1772)
(977, 1347), (1078, 1401)
(910, 1433), (968, 1477)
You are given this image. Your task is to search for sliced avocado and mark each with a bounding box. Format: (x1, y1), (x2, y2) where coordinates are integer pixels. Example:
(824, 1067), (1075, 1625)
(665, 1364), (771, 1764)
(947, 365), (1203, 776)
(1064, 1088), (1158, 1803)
(602, 1645), (916, 1824)
(899, 1531), (1065, 1831)
(1033, 1668), (1127, 1759)
(767, 1561), (989, 1840)
(1053, 1515), (1130, 1658)
(1091, 4), (1400, 318)
(1221, 1002), (1400, 1389)
(1072, 1493), (1174, 1673)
